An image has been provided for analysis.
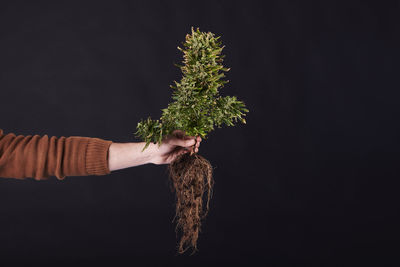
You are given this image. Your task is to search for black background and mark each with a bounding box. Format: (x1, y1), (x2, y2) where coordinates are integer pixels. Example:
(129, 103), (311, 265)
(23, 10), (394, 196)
(0, 0), (399, 266)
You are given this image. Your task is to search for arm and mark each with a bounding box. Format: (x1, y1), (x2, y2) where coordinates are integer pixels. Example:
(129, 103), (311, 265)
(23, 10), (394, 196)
(0, 128), (112, 180)
(0, 128), (201, 179)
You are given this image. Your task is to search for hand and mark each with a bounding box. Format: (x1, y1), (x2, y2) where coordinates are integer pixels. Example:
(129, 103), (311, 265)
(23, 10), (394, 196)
(108, 130), (202, 172)
(149, 130), (202, 165)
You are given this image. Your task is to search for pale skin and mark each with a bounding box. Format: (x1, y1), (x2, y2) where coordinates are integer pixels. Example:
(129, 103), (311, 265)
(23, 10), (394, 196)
(108, 130), (202, 171)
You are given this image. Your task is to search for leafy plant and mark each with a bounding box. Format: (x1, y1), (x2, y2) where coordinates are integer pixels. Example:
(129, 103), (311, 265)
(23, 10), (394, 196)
(135, 27), (248, 151)
(134, 26), (249, 255)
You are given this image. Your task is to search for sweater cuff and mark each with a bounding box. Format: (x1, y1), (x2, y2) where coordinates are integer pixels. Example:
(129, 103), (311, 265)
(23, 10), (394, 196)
(85, 138), (113, 176)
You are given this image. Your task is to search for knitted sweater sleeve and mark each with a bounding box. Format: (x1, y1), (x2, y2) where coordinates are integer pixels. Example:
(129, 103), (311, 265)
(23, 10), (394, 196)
(0, 128), (113, 180)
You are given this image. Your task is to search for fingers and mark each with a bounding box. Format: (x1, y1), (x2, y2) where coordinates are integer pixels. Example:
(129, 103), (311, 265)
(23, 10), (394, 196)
(168, 133), (202, 149)
(196, 136), (201, 148)
(189, 136), (201, 154)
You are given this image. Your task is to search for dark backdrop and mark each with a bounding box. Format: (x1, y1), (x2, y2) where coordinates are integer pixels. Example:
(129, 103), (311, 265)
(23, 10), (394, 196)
(0, 0), (399, 266)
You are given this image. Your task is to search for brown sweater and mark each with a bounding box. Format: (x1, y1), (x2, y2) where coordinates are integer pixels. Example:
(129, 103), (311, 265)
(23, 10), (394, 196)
(0, 128), (113, 180)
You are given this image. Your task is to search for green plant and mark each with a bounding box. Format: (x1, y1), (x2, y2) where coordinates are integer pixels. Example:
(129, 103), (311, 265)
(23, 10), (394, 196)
(134, 27), (249, 255)
(135, 27), (248, 151)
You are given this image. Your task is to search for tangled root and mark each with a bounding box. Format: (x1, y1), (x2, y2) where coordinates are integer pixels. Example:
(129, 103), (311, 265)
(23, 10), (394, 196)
(168, 152), (214, 255)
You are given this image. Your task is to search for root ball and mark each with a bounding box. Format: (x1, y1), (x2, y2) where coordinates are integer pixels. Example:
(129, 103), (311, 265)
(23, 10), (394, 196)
(168, 152), (214, 255)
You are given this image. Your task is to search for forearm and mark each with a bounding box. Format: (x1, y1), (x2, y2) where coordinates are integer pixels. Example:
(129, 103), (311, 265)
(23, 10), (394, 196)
(108, 142), (156, 171)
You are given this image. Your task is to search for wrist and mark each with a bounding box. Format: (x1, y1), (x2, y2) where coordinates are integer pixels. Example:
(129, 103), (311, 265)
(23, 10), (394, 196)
(141, 142), (158, 165)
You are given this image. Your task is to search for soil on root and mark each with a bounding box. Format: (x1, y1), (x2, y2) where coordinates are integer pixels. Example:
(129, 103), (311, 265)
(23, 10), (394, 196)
(168, 152), (214, 255)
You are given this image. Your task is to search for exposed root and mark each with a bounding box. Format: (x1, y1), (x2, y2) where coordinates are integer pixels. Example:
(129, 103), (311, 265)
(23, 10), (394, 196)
(168, 152), (214, 255)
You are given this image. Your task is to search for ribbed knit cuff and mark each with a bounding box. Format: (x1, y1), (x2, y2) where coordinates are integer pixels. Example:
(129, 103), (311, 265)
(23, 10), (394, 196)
(85, 137), (113, 176)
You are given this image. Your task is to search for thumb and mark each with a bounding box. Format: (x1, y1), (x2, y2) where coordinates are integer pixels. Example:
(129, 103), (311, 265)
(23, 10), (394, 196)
(168, 136), (196, 147)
